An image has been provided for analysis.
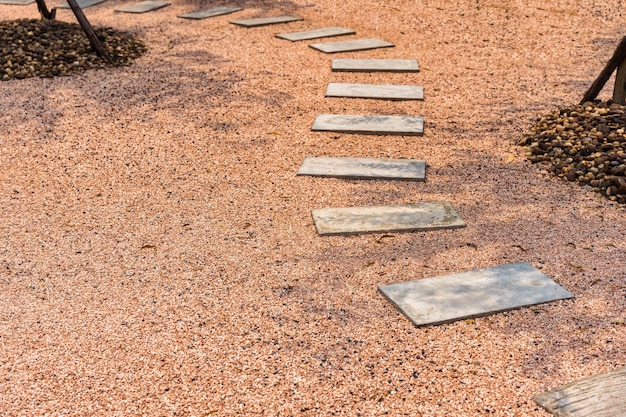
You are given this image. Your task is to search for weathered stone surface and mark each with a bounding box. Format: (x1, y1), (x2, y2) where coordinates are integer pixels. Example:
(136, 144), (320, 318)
(55, 0), (105, 8)
(297, 156), (425, 180)
(309, 38), (394, 53)
(230, 15), (302, 27)
(332, 58), (420, 72)
(0, 0), (34, 4)
(312, 202), (464, 235)
(325, 82), (424, 100)
(312, 114), (423, 136)
(178, 6), (242, 19)
(276, 27), (355, 41)
(534, 367), (626, 417)
(115, 0), (169, 13)
(378, 263), (574, 327)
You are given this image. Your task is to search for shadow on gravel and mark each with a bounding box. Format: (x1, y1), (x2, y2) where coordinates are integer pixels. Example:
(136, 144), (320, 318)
(0, 46), (296, 142)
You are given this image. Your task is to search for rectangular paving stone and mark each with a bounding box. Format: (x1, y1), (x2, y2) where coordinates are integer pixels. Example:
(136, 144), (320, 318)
(0, 0), (34, 4)
(326, 83), (424, 100)
(312, 202), (464, 236)
(312, 114), (423, 136)
(56, 0), (105, 8)
(309, 38), (394, 53)
(56, 0), (105, 7)
(178, 6), (242, 19)
(115, 0), (169, 13)
(332, 58), (420, 72)
(297, 156), (425, 181)
(378, 262), (574, 327)
(230, 15), (302, 27)
(276, 27), (355, 41)
(534, 367), (626, 417)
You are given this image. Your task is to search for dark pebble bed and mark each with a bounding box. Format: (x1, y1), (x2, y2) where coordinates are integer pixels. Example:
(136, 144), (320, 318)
(519, 101), (626, 204)
(0, 18), (146, 80)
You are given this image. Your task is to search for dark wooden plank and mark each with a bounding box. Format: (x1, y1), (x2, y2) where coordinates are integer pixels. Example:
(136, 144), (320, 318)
(580, 36), (626, 104)
(613, 58), (626, 104)
(534, 366), (626, 417)
(66, 0), (112, 63)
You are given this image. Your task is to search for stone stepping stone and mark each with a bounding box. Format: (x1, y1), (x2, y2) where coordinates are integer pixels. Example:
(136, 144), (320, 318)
(534, 366), (626, 417)
(230, 15), (302, 27)
(275, 27), (355, 42)
(297, 156), (425, 181)
(0, 0), (34, 4)
(332, 58), (420, 73)
(309, 38), (394, 54)
(325, 82), (424, 101)
(178, 6), (242, 20)
(115, 0), (169, 13)
(378, 262), (574, 327)
(312, 114), (423, 136)
(311, 202), (464, 236)
(56, 0), (105, 8)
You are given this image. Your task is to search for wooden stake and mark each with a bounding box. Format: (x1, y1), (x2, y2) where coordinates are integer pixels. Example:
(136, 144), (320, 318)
(66, 0), (113, 64)
(580, 36), (626, 104)
(35, 0), (56, 19)
(613, 57), (626, 104)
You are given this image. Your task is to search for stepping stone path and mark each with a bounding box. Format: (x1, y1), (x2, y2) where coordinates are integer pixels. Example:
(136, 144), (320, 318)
(309, 38), (394, 53)
(534, 366), (626, 417)
(297, 156), (426, 181)
(0, 0), (33, 4)
(378, 263), (574, 327)
(312, 114), (424, 136)
(332, 58), (420, 73)
(325, 82), (424, 100)
(115, 0), (169, 13)
(178, 6), (241, 20)
(276, 27), (355, 42)
(230, 16), (303, 28)
(56, 0), (106, 7)
(0, 3), (598, 411)
(311, 202), (465, 235)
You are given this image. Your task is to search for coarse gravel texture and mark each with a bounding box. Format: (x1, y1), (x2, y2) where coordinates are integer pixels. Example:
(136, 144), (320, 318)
(0, 18), (145, 80)
(520, 101), (626, 204)
(0, 0), (625, 416)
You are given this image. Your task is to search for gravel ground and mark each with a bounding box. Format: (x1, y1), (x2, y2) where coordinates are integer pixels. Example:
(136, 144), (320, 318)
(0, 0), (625, 416)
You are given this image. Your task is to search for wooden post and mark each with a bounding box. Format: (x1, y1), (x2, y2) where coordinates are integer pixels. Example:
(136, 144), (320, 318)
(580, 36), (626, 104)
(65, 0), (113, 64)
(613, 56), (626, 104)
(35, 0), (56, 19)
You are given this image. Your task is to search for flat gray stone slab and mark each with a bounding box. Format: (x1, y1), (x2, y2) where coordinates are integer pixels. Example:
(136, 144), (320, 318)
(56, 0), (105, 8)
(178, 6), (242, 19)
(0, 0), (34, 4)
(332, 58), (420, 72)
(115, 0), (169, 13)
(297, 156), (425, 181)
(326, 83), (424, 100)
(276, 27), (355, 41)
(378, 262), (574, 327)
(309, 38), (394, 53)
(230, 15), (302, 27)
(534, 367), (626, 417)
(312, 114), (423, 136)
(312, 202), (464, 236)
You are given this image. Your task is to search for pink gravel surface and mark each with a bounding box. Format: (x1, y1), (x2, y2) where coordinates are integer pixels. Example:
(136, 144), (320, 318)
(0, 0), (625, 415)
